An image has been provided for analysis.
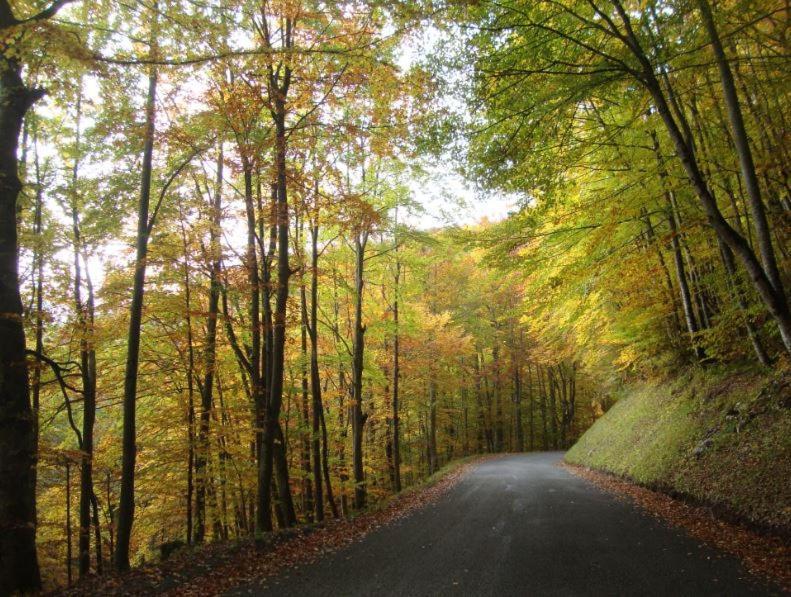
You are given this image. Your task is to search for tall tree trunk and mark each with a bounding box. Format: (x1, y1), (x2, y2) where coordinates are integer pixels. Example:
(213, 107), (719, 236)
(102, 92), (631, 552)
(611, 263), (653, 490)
(261, 100), (295, 529)
(351, 232), (369, 509)
(116, 32), (158, 572)
(307, 221), (329, 521)
(71, 108), (98, 582)
(298, 228), (313, 521)
(0, 33), (42, 597)
(526, 362), (534, 451)
(427, 380), (438, 474)
(513, 362), (524, 452)
(66, 461), (73, 586)
(31, 117), (44, 498)
(195, 148), (223, 542)
(538, 368), (548, 450)
(492, 344), (504, 452)
(69, 117), (98, 576)
(320, 408), (338, 518)
(391, 236), (402, 491)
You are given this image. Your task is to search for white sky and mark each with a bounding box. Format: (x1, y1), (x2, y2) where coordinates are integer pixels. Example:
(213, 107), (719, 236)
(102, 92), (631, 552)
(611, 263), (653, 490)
(407, 167), (515, 230)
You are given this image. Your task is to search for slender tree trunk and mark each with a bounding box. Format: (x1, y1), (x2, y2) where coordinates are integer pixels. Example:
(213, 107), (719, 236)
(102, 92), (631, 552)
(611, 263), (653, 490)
(298, 233), (313, 521)
(273, 420), (296, 526)
(68, 86), (98, 579)
(492, 345), (504, 452)
(548, 369), (558, 449)
(195, 149), (223, 542)
(427, 380), (438, 474)
(513, 363), (524, 452)
(307, 221), (327, 521)
(351, 232), (369, 509)
(116, 38), (158, 572)
(538, 368), (548, 450)
(31, 118), (44, 498)
(90, 491), (103, 574)
(66, 462), (73, 587)
(261, 101), (295, 529)
(526, 362), (534, 451)
(320, 407), (339, 518)
(392, 254), (402, 491)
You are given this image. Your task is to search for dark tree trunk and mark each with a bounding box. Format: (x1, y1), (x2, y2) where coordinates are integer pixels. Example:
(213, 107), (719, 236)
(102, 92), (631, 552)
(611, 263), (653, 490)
(538, 368), (548, 450)
(195, 149), (223, 542)
(351, 232), (369, 509)
(513, 364), (524, 452)
(298, 237), (313, 522)
(64, 87), (99, 578)
(307, 221), (331, 521)
(66, 462), (73, 586)
(492, 345), (504, 452)
(260, 101), (295, 529)
(427, 380), (438, 474)
(526, 362), (534, 451)
(0, 43), (42, 597)
(116, 52), (158, 573)
(391, 255), (402, 491)
(320, 407), (339, 518)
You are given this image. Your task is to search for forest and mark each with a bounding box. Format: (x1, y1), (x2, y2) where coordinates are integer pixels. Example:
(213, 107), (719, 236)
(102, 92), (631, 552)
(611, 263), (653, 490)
(0, 0), (788, 593)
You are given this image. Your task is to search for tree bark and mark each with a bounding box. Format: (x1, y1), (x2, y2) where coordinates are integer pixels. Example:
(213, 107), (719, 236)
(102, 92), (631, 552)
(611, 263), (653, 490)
(391, 255), (402, 491)
(116, 35), (158, 572)
(260, 99), (295, 530)
(427, 380), (438, 474)
(0, 33), (42, 597)
(351, 232), (369, 509)
(195, 148), (223, 542)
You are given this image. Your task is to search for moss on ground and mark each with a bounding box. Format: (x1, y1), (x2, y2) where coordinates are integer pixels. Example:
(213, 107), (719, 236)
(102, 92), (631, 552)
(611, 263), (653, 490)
(565, 365), (791, 533)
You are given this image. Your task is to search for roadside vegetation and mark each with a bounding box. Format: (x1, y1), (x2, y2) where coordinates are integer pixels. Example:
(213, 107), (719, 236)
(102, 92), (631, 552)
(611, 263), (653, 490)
(567, 366), (790, 534)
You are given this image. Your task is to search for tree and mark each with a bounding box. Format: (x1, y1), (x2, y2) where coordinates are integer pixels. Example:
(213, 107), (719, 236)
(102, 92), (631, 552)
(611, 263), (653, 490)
(0, 0), (75, 591)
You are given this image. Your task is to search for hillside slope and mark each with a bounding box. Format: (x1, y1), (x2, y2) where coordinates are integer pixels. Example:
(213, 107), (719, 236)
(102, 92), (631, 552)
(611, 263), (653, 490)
(565, 366), (790, 535)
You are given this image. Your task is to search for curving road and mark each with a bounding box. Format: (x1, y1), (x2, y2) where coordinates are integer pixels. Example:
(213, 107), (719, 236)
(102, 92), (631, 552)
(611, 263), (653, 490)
(231, 453), (776, 596)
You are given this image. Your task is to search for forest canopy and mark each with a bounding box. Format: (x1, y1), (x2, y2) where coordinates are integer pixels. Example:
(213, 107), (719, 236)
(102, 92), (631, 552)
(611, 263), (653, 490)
(0, 0), (788, 592)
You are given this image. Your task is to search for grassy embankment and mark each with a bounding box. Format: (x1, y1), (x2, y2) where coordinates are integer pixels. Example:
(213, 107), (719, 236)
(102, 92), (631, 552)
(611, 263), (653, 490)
(566, 364), (790, 535)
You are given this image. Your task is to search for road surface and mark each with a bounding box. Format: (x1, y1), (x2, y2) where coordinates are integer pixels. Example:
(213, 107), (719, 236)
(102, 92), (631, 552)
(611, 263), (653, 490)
(231, 453), (776, 596)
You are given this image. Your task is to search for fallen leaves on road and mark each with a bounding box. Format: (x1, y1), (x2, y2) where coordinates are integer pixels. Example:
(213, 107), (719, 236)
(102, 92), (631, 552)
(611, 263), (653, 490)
(60, 458), (481, 596)
(564, 463), (790, 591)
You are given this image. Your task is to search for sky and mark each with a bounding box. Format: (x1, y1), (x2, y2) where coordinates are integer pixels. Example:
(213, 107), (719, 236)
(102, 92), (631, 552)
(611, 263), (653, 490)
(407, 167), (515, 230)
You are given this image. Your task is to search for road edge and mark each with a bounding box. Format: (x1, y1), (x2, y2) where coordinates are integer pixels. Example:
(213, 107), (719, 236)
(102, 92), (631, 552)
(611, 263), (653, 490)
(563, 462), (790, 591)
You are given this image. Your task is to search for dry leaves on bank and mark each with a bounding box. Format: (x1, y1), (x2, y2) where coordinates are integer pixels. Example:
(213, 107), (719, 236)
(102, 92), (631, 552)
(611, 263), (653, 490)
(564, 463), (790, 591)
(61, 459), (480, 596)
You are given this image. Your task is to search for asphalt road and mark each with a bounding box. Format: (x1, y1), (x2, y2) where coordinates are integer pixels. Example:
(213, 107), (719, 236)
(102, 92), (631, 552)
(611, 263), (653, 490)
(233, 453), (777, 596)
